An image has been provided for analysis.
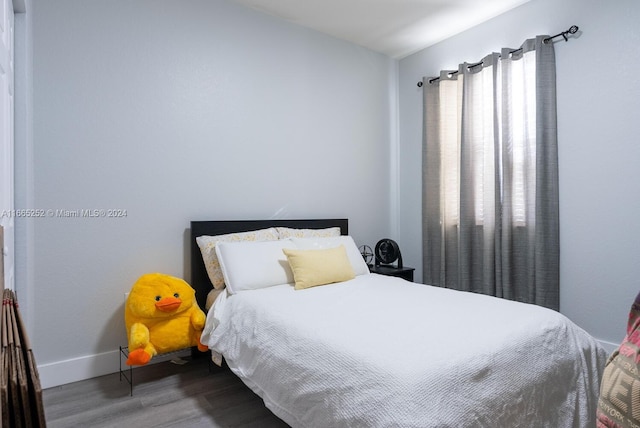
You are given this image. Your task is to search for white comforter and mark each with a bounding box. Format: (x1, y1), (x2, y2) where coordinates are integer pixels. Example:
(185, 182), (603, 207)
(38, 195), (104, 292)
(202, 274), (607, 428)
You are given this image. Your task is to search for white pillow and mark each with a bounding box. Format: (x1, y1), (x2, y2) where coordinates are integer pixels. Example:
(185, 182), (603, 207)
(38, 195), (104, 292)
(195, 227), (279, 289)
(215, 239), (296, 294)
(291, 236), (370, 276)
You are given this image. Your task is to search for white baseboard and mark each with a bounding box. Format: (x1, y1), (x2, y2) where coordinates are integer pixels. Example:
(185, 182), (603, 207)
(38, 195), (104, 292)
(38, 348), (190, 389)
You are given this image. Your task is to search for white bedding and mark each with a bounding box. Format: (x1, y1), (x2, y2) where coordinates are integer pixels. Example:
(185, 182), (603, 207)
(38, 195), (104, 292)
(202, 273), (607, 427)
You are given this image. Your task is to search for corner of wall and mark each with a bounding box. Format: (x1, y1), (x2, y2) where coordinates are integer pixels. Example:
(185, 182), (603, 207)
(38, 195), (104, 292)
(388, 59), (401, 238)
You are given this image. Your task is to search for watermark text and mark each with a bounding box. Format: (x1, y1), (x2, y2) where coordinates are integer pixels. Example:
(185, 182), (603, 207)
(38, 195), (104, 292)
(1, 209), (128, 219)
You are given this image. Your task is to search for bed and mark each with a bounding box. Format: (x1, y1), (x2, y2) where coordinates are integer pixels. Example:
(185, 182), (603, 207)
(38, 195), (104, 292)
(190, 219), (607, 428)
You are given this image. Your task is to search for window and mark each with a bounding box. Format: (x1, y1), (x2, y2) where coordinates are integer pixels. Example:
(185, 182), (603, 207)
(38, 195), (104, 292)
(422, 36), (559, 310)
(437, 51), (537, 228)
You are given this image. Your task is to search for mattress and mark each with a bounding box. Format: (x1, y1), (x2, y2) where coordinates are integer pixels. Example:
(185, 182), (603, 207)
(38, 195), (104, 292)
(202, 273), (607, 427)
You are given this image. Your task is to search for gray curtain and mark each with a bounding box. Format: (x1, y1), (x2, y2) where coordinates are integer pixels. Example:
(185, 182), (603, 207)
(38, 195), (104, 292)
(422, 35), (559, 310)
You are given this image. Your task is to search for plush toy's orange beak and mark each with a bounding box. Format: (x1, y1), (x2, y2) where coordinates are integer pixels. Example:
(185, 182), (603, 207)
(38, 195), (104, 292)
(155, 296), (182, 312)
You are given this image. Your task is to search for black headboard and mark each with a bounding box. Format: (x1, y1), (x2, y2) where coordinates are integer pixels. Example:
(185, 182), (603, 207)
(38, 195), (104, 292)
(190, 219), (348, 310)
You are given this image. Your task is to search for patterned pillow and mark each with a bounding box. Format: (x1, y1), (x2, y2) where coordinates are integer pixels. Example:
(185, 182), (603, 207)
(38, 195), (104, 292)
(276, 227), (341, 239)
(195, 228), (279, 289)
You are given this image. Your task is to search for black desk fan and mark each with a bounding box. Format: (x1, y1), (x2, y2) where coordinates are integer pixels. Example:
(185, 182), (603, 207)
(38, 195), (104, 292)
(374, 239), (403, 269)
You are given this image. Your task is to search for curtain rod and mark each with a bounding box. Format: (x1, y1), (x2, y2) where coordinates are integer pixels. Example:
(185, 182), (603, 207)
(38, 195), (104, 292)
(417, 25), (579, 87)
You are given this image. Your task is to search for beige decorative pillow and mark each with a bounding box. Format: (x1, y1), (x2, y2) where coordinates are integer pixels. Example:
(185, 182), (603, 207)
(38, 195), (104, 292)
(283, 245), (355, 290)
(205, 288), (224, 311)
(195, 228), (279, 289)
(276, 227), (341, 239)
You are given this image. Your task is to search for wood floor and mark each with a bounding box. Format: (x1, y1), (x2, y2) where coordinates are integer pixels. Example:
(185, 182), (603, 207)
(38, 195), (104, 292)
(42, 356), (290, 428)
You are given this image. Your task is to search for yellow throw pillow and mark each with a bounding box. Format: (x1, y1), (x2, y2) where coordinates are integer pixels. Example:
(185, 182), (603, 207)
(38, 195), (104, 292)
(283, 245), (355, 290)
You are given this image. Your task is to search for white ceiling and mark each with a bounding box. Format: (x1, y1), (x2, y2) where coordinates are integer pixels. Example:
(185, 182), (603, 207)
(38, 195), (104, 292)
(233, 0), (532, 58)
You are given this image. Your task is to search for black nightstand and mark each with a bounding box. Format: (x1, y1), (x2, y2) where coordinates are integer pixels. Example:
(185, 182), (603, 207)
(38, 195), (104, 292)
(369, 265), (415, 282)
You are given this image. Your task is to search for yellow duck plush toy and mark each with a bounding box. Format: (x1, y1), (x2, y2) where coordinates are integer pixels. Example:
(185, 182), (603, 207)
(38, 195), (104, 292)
(125, 273), (208, 366)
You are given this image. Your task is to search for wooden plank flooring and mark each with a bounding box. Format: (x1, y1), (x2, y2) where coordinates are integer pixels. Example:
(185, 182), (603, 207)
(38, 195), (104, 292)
(42, 356), (290, 427)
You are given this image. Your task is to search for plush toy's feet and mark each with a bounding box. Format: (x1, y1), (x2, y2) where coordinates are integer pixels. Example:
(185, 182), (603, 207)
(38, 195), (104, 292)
(197, 340), (208, 352)
(126, 348), (152, 366)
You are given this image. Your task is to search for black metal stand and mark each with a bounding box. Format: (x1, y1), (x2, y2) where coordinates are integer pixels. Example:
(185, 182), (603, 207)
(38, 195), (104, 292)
(119, 346), (133, 396)
(119, 345), (209, 396)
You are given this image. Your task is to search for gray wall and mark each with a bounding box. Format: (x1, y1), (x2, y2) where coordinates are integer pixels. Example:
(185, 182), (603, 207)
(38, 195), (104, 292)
(24, 0), (395, 387)
(398, 0), (640, 349)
